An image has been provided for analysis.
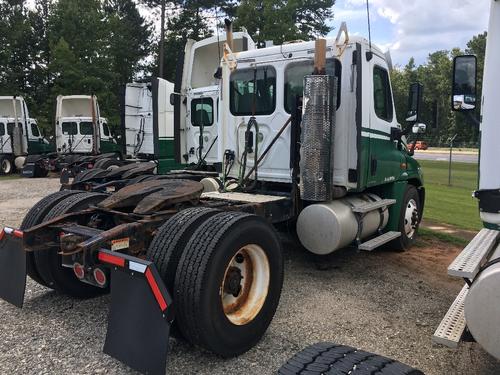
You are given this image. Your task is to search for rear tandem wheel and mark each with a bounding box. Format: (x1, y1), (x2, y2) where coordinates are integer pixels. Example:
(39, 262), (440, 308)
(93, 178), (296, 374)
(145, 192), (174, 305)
(174, 211), (284, 357)
(33, 192), (108, 297)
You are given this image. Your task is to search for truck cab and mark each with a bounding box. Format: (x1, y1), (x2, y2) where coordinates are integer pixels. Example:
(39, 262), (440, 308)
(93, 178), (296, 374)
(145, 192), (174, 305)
(55, 95), (120, 156)
(0, 96), (51, 174)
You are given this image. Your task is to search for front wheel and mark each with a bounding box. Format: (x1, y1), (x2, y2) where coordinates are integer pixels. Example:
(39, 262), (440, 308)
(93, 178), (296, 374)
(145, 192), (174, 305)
(391, 185), (421, 251)
(174, 212), (284, 357)
(0, 156), (13, 175)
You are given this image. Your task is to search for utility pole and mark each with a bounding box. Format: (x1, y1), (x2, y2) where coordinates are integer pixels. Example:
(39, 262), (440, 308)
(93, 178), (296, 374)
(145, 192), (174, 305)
(158, 0), (166, 78)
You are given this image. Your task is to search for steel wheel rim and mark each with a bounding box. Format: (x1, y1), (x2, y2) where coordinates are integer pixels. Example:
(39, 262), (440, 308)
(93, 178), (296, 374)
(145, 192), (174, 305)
(404, 198), (418, 238)
(221, 244), (270, 326)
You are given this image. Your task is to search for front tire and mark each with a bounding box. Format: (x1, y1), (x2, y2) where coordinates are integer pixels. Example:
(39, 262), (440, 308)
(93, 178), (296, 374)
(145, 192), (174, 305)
(174, 212), (284, 357)
(391, 185), (421, 251)
(0, 156), (13, 175)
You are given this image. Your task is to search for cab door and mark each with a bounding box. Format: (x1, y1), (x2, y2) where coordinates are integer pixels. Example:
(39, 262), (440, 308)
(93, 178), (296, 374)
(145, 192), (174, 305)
(186, 88), (219, 165)
(0, 122), (12, 154)
(366, 53), (404, 186)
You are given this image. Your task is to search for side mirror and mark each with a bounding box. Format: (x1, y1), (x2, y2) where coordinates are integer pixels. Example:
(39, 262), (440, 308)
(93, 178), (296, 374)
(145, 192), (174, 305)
(170, 93), (176, 106)
(412, 123), (427, 134)
(452, 55), (477, 111)
(406, 83), (423, 122)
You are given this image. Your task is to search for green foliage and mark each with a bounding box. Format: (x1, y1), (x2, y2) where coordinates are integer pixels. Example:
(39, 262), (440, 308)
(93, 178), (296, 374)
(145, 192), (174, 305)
(391, 32), (487, 148)
(235, 0), (334, 44)
(419, 160), (481, 230)
(0, 0), (150, 135)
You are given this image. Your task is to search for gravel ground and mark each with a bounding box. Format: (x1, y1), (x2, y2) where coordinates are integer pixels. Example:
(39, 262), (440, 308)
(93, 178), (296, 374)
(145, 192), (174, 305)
(0, 177), (499, 375)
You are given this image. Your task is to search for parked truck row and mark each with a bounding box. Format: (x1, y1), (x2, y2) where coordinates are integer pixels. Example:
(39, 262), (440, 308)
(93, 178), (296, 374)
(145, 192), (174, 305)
(0, 21), (431, 375)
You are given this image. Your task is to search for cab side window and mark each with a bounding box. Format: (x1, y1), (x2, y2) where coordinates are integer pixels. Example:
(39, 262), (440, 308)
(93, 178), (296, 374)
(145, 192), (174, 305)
(373, 66), (393, 122)
(62, 122), (78, 135)
(191, 98), (214, 127)
(0, 123), (4, 136)
(102, 123), (110, 136)
(230, 66), (276, 116)
(31, 123), (40, 137)
(284, 59), (342, 113)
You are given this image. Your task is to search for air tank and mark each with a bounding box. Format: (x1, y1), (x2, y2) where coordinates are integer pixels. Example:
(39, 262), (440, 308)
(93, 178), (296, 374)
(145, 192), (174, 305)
(296, 194), (389, 255)
(464, 244), (500, 360)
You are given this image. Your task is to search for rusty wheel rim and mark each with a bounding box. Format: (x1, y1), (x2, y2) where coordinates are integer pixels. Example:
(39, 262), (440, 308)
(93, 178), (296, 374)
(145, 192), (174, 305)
(221, 244), (270, 326)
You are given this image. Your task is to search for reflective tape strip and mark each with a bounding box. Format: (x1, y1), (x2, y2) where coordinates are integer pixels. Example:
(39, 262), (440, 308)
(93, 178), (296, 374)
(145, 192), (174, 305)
(0, 229), (4, 241)
(3, 227), (13, 234)
(13, 230), (23, 238)
(98, 251), (126, 268)
(129, 261), (147, 274)
(145, 267), (168, 312)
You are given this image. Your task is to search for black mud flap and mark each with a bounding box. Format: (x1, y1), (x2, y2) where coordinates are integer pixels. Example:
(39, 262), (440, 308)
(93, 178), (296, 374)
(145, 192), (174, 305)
(99, 250), (173, 375)
(0, 228), (26, 308)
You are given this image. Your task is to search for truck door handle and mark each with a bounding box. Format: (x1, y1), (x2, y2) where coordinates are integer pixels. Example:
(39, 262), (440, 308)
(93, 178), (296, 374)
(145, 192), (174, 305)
(371, 157), (378, 175)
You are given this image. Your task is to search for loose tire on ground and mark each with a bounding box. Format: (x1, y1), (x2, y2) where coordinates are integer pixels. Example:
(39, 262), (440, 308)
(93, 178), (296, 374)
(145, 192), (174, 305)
(278, 342), (424, 375)
(391, 185), (421, 251)
(174, 211), (283, 357)
(34, 192), (108, 297)
(20, 190), (82, 287)
(147, 207), (220, 291)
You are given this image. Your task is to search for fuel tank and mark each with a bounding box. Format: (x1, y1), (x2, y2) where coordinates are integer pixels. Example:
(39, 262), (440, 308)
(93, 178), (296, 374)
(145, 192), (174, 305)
(296, 194), (389, 255)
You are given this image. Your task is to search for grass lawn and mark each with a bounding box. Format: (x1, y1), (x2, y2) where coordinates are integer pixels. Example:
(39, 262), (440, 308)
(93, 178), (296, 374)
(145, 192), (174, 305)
(0, 174), (20, 181)
(418, 160), (481, 231)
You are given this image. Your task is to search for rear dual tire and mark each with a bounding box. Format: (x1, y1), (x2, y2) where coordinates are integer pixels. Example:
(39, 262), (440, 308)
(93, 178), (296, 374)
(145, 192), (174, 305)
(33, 192), (108, 297)
(20, 190), (82, 287)
(148, 210), (284, 357)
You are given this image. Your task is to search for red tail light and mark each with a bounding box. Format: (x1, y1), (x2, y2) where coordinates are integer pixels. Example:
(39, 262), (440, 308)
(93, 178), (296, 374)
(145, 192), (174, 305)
(73, 263), (85, 279)
(93, 268), (107, 286)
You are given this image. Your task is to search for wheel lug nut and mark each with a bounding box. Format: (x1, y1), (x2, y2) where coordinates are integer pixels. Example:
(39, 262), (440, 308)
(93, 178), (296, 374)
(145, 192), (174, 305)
(235, 254), (244, 263)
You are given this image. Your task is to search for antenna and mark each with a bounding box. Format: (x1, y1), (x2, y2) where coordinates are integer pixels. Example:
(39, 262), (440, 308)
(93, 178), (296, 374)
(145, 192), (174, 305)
(366, 0), (372, 52)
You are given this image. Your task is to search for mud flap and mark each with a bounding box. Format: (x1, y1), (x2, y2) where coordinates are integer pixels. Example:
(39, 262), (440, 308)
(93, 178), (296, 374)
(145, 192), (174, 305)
(99, 250), (173, 375)
(0, 228), (26, 308)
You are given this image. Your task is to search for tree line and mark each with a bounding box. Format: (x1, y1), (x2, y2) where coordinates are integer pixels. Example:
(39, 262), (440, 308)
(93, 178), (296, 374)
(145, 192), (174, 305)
(391, 32), (486, 148)
(0, 0), (486, 148)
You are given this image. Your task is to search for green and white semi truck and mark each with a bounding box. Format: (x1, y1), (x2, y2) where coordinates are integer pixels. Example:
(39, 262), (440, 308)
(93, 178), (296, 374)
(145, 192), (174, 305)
(0, 23), (426, 375)
(0, 96), (51, 175)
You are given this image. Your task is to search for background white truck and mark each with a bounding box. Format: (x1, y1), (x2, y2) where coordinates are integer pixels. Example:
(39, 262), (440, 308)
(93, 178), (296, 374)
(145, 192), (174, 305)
(22, 95), (122, 178)
(433, 0), (500, 362)
(0, 96), (50, 175)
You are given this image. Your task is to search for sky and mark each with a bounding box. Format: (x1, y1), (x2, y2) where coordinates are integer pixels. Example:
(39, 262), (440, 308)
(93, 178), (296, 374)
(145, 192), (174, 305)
(329, 0), (490, 66)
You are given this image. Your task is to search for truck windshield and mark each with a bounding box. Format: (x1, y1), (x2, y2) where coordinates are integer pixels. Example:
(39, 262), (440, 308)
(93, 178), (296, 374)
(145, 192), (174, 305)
(62, 122), (78, 135)
(230, 66), (276, 116)
(284, 59), (342, 113)
(80, 122), (94, 135)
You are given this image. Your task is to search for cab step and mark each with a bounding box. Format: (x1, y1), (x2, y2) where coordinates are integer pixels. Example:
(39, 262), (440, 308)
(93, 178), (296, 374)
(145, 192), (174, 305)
(448, 228), (500, 279)
(358, 231), (401, 251)
(432, 284), (468, 348)
(351, 199), (396, 214)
